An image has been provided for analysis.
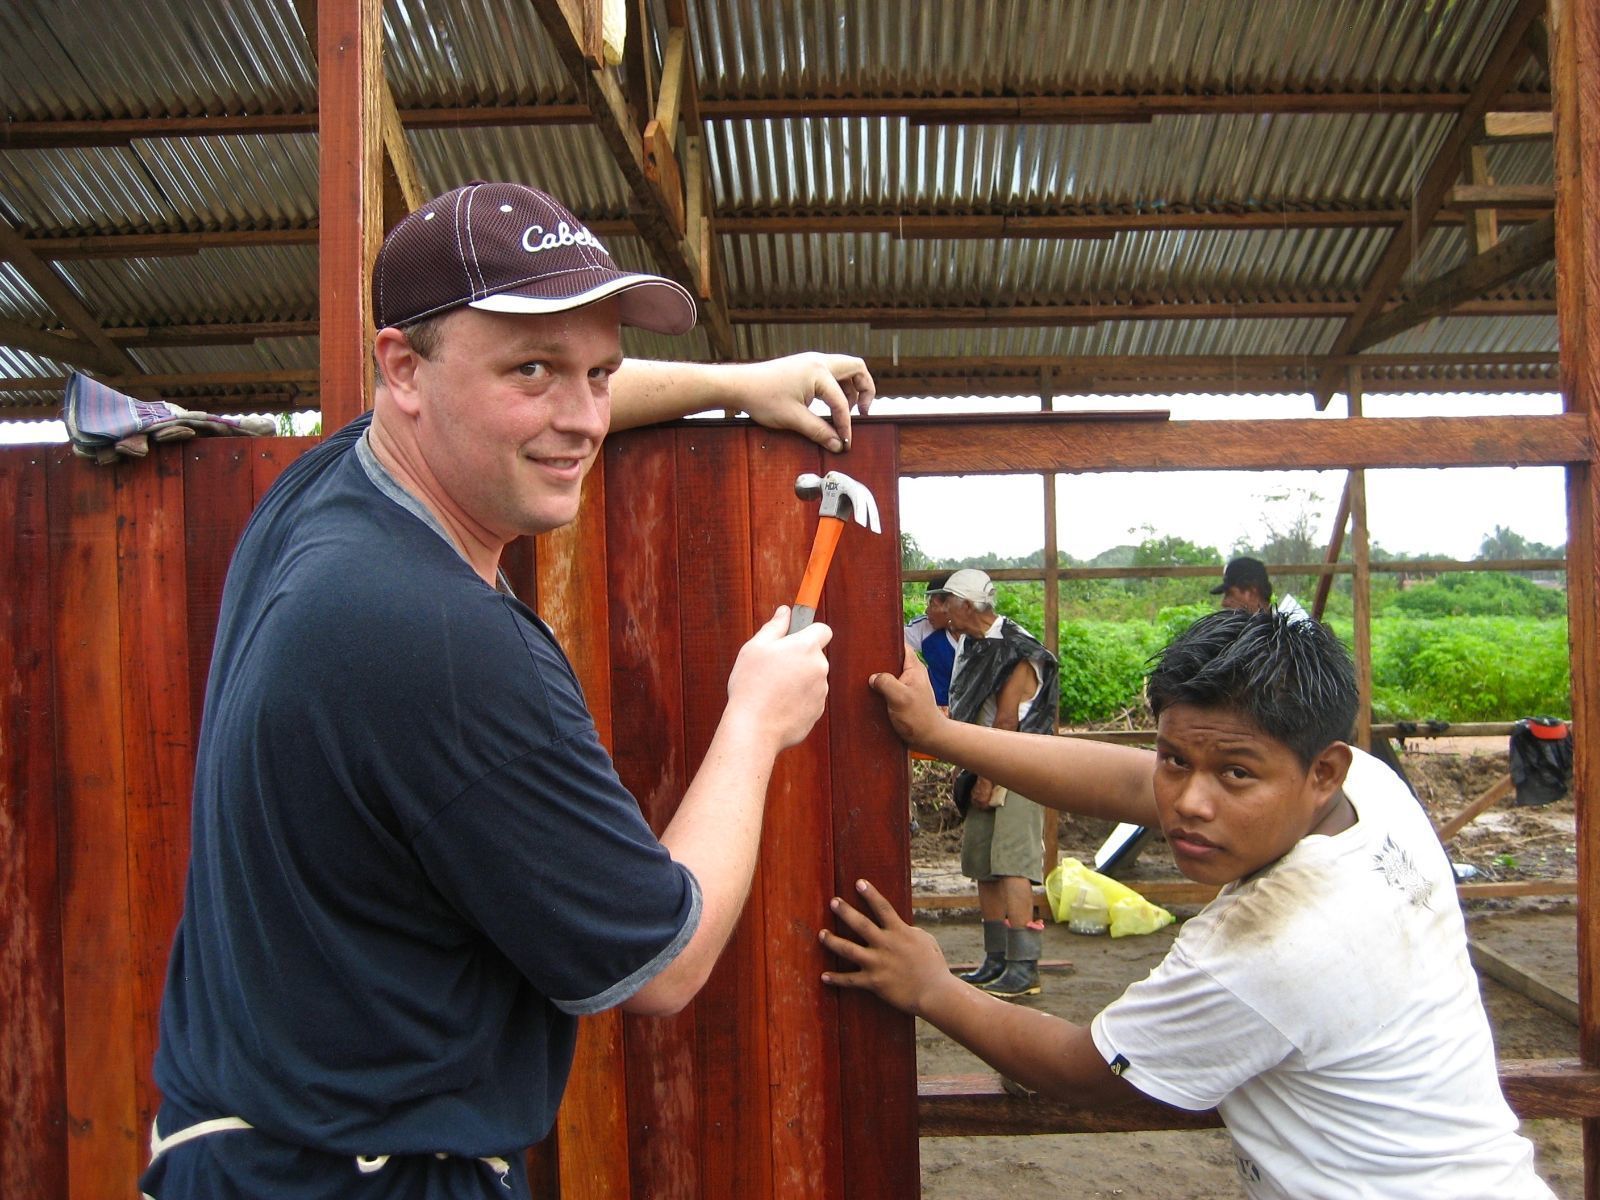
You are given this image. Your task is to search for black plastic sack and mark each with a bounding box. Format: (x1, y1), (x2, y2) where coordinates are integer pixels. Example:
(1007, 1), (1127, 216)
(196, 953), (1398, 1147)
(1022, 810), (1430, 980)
(1508, 717), (1572, 808)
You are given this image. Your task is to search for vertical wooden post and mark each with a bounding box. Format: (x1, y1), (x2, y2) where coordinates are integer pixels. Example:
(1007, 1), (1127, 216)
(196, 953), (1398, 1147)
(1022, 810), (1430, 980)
(1347, 369), (1372, 752)
(540, 465), (633, 1200)
(1310, 477), (1353, 622)
(747, 430), (845, 1200)
(672, 430), (774, 1200)
(48, 451), (141, 1199)
(604, 431), (698, 1200)
(827, 426), (920, 1200)
(316, 0), (384, 436)
(115, 452), (194, 1139)
(1550, 0), (1600, 1191)
(0, 449), (66, 1200)
(1040, 371), (1060, 876)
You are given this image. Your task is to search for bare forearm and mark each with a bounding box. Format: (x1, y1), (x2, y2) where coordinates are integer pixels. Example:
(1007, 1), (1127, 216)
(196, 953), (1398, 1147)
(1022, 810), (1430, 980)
(610, 359), (732, 430)
(917, 974), (1132, 1105)
(924, 720), (1159, 825)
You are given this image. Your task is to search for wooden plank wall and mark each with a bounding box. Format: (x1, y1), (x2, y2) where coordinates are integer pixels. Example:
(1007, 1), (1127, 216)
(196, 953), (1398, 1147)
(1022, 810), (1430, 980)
(0, 422), (919, 1200)
(0, 438), (316, 1200)
(575, 422), (919, 1200)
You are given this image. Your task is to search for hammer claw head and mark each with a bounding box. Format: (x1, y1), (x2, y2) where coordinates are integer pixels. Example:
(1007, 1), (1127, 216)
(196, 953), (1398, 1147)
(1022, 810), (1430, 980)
(792, 470), (881, 534)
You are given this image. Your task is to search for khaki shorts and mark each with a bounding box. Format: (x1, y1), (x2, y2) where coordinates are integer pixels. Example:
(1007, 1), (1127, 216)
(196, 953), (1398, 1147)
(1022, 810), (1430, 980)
(961, 789), (1045, 883)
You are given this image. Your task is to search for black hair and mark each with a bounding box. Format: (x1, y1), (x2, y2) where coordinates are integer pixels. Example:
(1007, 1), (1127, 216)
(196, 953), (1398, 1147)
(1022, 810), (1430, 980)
(925, 571), (953, 593)
(1145, 608), (1356, 768)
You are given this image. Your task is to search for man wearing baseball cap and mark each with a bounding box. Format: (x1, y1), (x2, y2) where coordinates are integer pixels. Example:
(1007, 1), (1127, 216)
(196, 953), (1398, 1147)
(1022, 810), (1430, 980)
(1212, 556), (1273, 612)
(141, 182), (870, 1199)
(934, 568), (1059, 998)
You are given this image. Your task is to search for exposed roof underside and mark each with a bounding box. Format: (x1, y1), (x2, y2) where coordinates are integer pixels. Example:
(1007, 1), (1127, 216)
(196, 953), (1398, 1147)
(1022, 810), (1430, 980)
(0, 0), (1559, 419)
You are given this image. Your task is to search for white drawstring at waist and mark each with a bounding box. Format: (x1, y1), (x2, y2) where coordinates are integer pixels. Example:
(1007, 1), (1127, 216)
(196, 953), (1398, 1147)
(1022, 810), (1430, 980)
(147, 1115), (512, 1188)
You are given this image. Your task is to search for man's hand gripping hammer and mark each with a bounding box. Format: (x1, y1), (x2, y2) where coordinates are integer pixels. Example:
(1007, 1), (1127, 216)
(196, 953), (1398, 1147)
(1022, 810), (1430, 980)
(789, 471), (881, 633)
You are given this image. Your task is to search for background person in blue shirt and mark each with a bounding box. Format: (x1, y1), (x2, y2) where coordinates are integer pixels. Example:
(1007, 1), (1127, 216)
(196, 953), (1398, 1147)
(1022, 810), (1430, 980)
(904, 571), (958, 705)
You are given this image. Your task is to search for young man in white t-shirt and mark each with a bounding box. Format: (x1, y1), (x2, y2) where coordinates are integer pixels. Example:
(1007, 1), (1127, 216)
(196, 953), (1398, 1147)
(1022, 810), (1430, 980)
(824, 609), (1554, 1199)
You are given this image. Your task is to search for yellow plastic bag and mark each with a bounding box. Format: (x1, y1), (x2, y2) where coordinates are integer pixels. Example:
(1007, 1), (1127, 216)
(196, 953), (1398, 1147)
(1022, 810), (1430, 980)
(1044, 857), (1175, 938)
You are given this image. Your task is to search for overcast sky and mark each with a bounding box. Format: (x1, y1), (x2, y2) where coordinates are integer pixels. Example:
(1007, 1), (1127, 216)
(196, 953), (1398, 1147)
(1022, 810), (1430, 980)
(6, 389), (1568, 564)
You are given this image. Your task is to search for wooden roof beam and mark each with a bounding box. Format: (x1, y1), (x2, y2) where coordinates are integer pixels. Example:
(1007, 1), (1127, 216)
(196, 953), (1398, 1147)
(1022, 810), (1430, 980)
(871, 352), (1559, 373)
(895, 411), (1588, 476)
(1309, 0), (1547, 407)
(0, 215), (145, 378)
(697, 92), (1551, 123)
(0, 315), (129, 375)
(731, 298), (1554, 326)
(1482, 111), (1554, 140)
(0, 104), (594, 149)
(525, 0), (734, 358)
(1352, 214), (1555, 351)
(1447, 183), (1556, 211)
(24, 207), (1539, 261)
(0, 90), (1555, 151)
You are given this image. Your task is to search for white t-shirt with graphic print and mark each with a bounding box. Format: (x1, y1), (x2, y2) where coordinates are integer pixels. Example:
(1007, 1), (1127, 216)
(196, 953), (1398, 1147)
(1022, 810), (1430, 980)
(1090, 748), (1554, 1199)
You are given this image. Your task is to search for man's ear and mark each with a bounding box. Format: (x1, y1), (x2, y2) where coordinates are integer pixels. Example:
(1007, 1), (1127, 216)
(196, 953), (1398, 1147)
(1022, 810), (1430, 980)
(1310, 741), (1354, 801)
(373, 328), (424, 413)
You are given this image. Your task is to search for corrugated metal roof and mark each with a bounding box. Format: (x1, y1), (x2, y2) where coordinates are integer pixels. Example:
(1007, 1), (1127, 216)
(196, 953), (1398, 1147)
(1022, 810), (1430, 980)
(705, 112), (1460, 212)
(689, 0), (1531, 98)
(0, 0), (1560, 416)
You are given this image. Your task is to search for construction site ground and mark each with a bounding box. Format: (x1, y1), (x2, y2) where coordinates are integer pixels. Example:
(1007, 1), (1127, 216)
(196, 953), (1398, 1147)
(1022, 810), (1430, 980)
(910, 739), (1582, 1198)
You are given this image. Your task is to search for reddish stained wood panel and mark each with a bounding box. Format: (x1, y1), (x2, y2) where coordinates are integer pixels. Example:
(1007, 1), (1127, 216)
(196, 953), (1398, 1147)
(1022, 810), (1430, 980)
(47, 449), (142, 1197)
(181, 443), (254, 735)
(114, 451), (194, 1137)
(249, 437), (311, 506)
(673, 426), (774, 1199)
(0, 449), (66, 1199)
(540, 461), (631, 1200)
(822, 426), (920, 1199)
(603, 430), (700, 1200)
(745, 429), (845, 1199)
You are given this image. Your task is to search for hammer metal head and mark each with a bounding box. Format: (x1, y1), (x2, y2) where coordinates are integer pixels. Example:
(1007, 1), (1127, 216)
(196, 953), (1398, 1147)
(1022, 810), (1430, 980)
(794, 470), (881, 533)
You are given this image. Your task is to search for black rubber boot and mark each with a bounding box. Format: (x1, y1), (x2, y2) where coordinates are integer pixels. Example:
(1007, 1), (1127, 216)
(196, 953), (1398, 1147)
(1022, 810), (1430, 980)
(956, 920), (1008, 985)
(980, 927), (1042, 998)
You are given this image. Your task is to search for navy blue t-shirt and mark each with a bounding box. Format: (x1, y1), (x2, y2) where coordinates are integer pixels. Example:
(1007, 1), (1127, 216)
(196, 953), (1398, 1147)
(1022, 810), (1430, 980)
(145, 415), (698, 1197)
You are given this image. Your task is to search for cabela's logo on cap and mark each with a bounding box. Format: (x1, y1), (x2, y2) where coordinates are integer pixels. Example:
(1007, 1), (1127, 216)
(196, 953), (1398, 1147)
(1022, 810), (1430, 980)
(522, 220), (606, 256)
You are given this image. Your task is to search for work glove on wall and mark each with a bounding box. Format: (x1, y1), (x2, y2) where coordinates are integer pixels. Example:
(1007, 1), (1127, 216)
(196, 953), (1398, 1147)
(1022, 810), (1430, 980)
(64, 370), (276, 465)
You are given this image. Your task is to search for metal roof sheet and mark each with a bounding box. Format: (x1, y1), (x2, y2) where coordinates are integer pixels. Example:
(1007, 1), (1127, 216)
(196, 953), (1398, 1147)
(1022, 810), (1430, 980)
(0, 0), (1560, 416)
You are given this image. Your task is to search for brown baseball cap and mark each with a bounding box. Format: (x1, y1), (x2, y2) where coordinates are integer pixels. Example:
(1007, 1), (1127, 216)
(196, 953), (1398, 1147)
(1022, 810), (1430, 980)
(372, 181), (697, 334)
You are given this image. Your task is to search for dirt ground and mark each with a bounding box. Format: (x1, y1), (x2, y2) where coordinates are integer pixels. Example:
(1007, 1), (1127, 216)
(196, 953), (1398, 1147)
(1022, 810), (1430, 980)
(909, 740), (1582, 1198)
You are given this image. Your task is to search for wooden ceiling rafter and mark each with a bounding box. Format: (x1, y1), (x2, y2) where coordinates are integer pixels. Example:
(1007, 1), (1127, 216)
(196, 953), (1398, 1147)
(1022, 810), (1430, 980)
(1352, 214), (1556, 351)
(0, 213), (147, 381)
(0, 89), (1555, 151)
(525, 0), (734, 358)
(21, 203), (1549, 263)
(732, 297), (1554, 327)
(697, 91), (1553, 123)
(1309, 0), (1548, 407)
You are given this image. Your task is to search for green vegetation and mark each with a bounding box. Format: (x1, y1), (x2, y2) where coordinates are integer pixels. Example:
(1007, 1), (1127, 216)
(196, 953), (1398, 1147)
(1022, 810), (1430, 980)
(903, 527), (1571, 725)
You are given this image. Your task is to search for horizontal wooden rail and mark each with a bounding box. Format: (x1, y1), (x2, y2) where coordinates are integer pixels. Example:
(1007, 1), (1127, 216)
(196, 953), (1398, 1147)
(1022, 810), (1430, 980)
(919, 1059), (1600, 1136)
(894, 413), (1592, 475)
(912, 879), (1578, 912)
(1062, 721), (1528, 745)
(902, 558), (1566, 583)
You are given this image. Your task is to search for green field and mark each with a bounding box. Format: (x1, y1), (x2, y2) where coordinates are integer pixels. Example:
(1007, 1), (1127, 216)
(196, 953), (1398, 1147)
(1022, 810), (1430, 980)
(905, 571), (1571, 725)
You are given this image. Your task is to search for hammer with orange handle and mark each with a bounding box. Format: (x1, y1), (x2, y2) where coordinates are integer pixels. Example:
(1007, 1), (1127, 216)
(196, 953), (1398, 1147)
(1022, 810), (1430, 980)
(789, 471), (882, 633)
